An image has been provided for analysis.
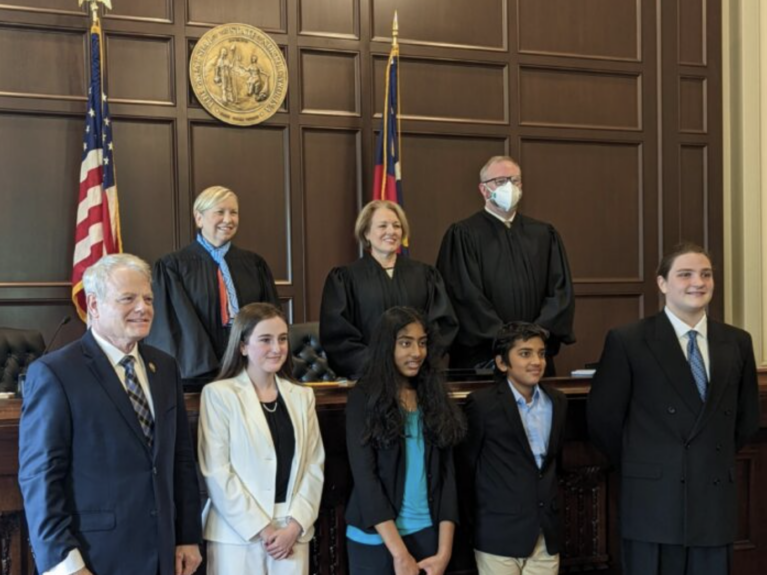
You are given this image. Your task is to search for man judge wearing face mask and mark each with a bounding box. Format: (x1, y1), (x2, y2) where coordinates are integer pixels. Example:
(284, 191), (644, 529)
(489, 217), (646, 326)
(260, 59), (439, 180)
(436, 156), (575, 374)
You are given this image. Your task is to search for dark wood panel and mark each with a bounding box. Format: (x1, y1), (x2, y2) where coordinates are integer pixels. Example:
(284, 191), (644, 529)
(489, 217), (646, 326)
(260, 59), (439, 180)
(189, 123), (290, 283)
(555, 294), (643, 376)
(519, 67), (640, 130)
(0, 25), (85, 98)
(301, 128), (361, 320)
(678, 0), (705, 65)
(0, 302), (85, 349)
(372, 0), (506, 50)
(299, 0), (357, 38)
(679, 144), (707, 246)
(105, 0), (170, 22)
(0, 0), (83, 16)
(300, 49), (359, 115)
(679, 76), (706, 133)
(518, 0), (640, 60)
(111, 119), (177, 264)
(187, 0), (285, 31)
(520, 139), (643, 282)
(105, 34), (173, 104)
(374, 56), (507, 123)
(0, 113), (82, 283)
(398, 134), (508, 266)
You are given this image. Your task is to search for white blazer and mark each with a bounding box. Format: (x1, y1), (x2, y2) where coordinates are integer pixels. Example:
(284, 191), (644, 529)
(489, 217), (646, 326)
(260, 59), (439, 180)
(198, 371), (325, 544)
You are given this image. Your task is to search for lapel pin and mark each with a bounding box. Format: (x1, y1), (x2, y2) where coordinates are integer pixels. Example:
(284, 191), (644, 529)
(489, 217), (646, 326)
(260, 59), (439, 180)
(149, 362), (156, 373)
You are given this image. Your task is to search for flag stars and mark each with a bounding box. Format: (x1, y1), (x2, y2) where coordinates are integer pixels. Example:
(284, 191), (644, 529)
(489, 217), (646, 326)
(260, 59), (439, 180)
(102, 93), (107, 102)
(104, 157), (110, 165)
(104, 118), (110, 126)
(108, 142), (113, 151)
(88, 108), (95, 117)
(83, 142), (87, 151)
(86, 126), (90, 133)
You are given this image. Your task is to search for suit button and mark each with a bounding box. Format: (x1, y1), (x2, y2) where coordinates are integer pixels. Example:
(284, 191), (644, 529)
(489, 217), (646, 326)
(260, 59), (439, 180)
(538, 473), (544, 480)
(667, 406), (676, 414)
(538, 501), (544, 508)
(150, 510), (158, 517)
(153, 466), (158, 475)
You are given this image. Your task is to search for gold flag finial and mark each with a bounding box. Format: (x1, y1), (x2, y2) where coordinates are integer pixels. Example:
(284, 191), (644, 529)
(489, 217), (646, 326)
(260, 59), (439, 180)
(79, 0), (112, 24)
(392, 11), (398, 48)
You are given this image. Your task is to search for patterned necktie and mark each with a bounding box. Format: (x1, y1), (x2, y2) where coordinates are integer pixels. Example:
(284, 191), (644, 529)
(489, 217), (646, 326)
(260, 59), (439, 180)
(119, 356), (154, 447)
(687, 330), (708, 401)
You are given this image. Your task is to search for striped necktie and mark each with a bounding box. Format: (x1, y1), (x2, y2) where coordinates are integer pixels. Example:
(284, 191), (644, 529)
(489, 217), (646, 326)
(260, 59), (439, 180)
(687, 330), (708, 401)
(119, 356), (155, 447)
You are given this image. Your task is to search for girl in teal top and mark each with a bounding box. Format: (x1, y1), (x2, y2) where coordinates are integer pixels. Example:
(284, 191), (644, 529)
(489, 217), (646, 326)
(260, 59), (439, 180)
(345, 307), (467, 575)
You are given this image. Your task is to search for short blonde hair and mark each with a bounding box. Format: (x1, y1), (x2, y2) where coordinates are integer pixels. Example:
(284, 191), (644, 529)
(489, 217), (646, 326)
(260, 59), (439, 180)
(193, 185), (238, 215)
(479, 156), (520, 182)
(354, 200), (410, 248)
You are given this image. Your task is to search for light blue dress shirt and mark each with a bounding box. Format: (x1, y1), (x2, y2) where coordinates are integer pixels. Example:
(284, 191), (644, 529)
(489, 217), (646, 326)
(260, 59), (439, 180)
(509, 382), (553, 469)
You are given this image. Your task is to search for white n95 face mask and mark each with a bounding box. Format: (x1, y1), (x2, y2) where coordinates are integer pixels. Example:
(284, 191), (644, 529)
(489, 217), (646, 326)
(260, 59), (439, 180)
(489, 181), (522, 212)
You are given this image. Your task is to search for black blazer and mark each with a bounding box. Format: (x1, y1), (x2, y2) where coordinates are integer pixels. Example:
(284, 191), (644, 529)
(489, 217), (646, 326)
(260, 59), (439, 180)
(587, 312), (760, 547)
(459, 380), (567, 557)
(344, 382), (459, 533)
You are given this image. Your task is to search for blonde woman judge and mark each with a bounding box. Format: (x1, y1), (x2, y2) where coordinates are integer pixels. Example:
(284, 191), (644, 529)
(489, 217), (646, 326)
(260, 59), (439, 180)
(198, 303), (325, 574)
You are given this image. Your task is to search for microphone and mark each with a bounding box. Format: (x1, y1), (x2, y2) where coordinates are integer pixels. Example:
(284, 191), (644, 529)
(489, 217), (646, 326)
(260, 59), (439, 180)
(15, 315), (72, 398)
(42, 315), (72, 356)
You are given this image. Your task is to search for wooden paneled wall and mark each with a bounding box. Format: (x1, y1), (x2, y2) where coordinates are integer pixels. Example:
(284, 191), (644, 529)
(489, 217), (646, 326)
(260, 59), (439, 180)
(0, 0), (722, 375)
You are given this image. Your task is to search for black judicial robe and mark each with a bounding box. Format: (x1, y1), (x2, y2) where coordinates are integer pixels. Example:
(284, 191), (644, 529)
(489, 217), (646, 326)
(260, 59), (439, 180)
(319, 252), (458, 379)
(146, 241), (280, 386)
(436, 210), (575, 368)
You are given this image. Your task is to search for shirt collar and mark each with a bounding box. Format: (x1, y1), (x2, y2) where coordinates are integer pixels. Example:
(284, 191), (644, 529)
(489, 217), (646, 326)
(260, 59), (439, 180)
(664, 306), (708, 340)
(484, 206), (517, 226)
(508, 379), (540, 407)
(90, 328), (141, 368)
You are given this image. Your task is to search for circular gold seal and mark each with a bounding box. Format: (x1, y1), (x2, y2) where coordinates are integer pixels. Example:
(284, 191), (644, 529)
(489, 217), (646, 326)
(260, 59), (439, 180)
(190, 24), (288, 126)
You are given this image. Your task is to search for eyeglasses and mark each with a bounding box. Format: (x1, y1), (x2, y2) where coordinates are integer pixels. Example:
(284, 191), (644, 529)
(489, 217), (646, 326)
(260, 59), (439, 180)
(482, 176), (522, 188)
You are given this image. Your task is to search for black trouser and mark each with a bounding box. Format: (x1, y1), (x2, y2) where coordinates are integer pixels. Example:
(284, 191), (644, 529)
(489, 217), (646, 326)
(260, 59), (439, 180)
(622, 539), (733, 575)
(347, 526), (438, 575)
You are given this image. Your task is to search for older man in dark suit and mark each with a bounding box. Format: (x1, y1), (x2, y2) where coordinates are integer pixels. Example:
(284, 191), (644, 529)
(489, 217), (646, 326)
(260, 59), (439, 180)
(588, 243), (760, 575)
(19, 254), (202, 575)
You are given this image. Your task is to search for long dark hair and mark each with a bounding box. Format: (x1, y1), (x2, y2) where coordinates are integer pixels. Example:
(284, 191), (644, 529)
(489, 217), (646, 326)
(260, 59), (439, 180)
(218, 303), (294, 381)
(357, 306), (466, 449)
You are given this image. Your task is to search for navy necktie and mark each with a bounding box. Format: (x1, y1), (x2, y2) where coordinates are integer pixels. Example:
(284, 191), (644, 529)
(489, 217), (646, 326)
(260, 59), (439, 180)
(119, 356), (154, 447)
(687, 330), (708, 401)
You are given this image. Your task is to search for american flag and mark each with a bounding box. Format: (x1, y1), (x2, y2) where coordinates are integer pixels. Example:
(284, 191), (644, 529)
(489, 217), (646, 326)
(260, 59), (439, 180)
(71, 19), (122, 322)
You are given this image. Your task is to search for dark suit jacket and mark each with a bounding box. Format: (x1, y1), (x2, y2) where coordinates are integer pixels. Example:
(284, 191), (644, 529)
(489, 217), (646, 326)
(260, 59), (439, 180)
(587, 312), (760, 546)
(460, 380), (567, 557)
(18, 330), (202, 575)
(344, 383), (459, 532)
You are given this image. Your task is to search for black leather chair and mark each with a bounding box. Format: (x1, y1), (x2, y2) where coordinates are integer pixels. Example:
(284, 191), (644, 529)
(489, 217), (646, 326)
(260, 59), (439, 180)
(289, 322), (337, 383)
(0, 327), (45, 393)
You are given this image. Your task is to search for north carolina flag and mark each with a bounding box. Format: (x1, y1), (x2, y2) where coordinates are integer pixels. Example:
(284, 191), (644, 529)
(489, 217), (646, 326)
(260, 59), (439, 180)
(71, 18), (122, 322)
(372, 42), (408, 248)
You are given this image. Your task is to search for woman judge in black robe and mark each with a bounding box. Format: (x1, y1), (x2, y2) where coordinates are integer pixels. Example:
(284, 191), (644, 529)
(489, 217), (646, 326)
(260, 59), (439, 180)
(319, 200), (457, 380)
(146, 185), (280, 388)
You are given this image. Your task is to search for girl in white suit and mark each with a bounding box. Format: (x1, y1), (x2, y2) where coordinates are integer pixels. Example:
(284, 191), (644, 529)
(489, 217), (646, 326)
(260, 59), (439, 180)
(199, 303), (325, 574)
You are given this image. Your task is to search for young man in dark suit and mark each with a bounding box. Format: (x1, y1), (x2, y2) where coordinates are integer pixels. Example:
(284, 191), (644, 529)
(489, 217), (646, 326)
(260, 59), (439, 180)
(460, 322), (567, 574)
(588, 243), (760, 575)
